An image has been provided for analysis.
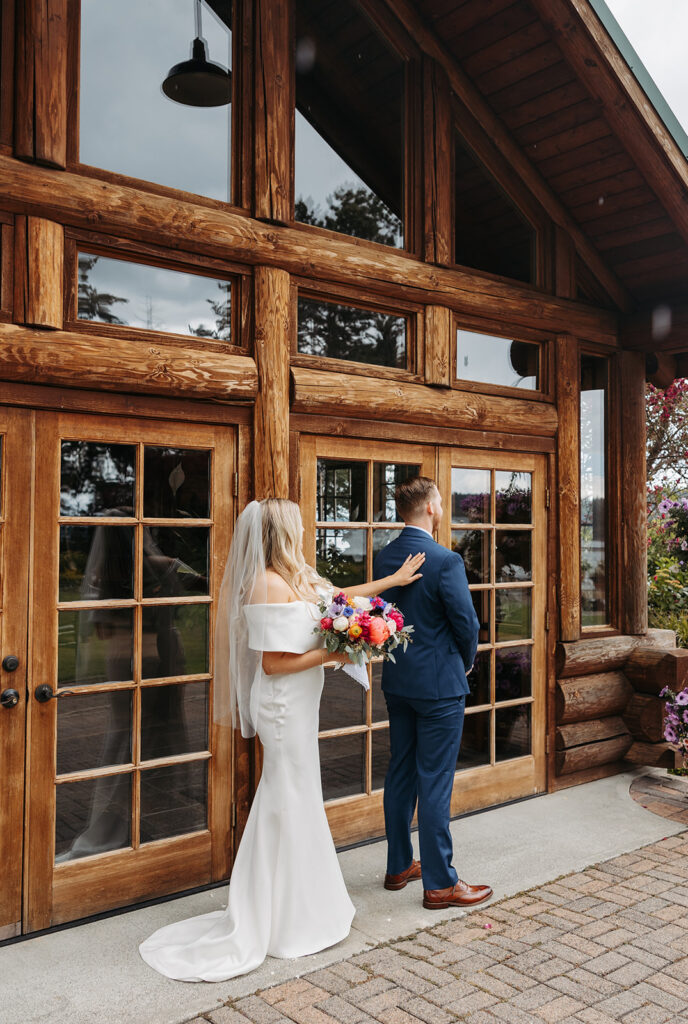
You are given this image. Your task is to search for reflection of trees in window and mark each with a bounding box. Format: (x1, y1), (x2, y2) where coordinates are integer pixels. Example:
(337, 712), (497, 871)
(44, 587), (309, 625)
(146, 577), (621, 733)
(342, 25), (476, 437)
(295, 0), (404, 247)
(187, 281), (232, 341)
(298, 295), (406, 368)
(580, 356), (608, 625)
(78, 255), (128, 324)
(296, 185), (401, 248)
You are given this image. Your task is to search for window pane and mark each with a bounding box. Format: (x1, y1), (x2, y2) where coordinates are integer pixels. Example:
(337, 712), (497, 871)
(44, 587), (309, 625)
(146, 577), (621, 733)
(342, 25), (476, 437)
(370, 660), (387, 723)
(140, 761), (207, 842)
(58, 609), (134, 687)
(495, 647), (532, 702)
(372, 729), (390, 791)
(452, 529), (490, 584)
(319, 666), (366, 731)
(61, 442), (136, 517)
(373, 463), (420, 522)
(298, 297), (406, 368)
(317, 459), (367, 522)
(466, 649), (490, 707)
(77, 254), (231, 341)
(456, 330), (539, 390)
(495, 531), (532, 583)
(451, 468), (491, 523)
(495, 471), (532, 524)
(496, 705), (531, 761)
(471, 590), (491, 645)
(581, 356), (608, 626)
(316, 529), (366, 588)
(143, 527), (209, 598)
(141, 682), (209, 760)
(454, 130), (534, 283)
(59, 525), (134, 602)
(372, 528), (403, 559)
(56, 775), (131, 862)
(295, 0), (404, 247)
(57, 690), (132, 775)
(141, 604), (209, 678)
(495, 588), (532, 643)
(144, 447), (210, 519)
(457, 711), (490, 771)
(80, 0), (232, 201)
(320, 733), (365, 801)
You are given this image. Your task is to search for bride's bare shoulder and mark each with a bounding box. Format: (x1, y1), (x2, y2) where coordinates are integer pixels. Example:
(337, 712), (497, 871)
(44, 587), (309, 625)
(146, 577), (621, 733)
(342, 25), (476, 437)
(252, 570), (298, 604)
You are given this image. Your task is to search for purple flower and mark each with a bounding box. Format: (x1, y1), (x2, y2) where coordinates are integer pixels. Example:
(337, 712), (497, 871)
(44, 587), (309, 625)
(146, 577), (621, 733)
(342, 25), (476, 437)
(682, 709), (688, 724)
(327, 603), (345, 618)
(676, 690), (688, 705)
(665, 725), (678, 744)
(666, 712), (680, 727)
(660, 686), (669, 698)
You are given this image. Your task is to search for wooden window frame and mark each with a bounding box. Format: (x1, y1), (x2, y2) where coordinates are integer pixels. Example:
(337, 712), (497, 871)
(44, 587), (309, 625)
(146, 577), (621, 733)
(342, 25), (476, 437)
(451, 312), (554, 404)
(579, 346), (618, 637)
(0, 0), (14, 154)
(64, 229), (251, 355)
(65, 0), (251, 213)
(291, 0), (422, 258)
(291, 277), (423, 381)
(0, 213), (13, 321)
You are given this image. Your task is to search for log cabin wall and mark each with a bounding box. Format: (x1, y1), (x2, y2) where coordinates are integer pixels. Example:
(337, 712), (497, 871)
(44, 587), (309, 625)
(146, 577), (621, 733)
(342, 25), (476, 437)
(1, 0), (688, 905)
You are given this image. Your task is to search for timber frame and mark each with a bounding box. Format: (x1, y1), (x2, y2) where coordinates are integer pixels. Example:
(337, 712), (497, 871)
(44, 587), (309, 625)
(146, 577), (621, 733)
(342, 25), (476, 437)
(2, 0), (688, 929)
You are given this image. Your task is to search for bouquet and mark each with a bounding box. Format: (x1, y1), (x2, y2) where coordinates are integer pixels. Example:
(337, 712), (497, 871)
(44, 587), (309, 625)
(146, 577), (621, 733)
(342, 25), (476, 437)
(314, 592), (414, 690)
(660, 684), (688, 775)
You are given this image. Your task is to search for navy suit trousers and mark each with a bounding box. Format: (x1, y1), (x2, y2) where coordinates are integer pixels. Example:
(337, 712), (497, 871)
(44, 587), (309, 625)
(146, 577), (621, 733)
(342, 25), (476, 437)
(383, 692), (465, 891)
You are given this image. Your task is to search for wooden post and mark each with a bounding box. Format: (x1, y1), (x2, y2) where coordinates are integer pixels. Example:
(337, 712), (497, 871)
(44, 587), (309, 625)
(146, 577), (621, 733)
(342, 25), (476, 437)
(424, 305), (451, 387)
(14, 216), (64, 329)
(253, 265), (291, 498)
(14, 0), (68, 168)
(254, 0), (292, 223)
(618, 350), (648, 635)
(423, 58), (452, 267)
(556, 334), (580, 641)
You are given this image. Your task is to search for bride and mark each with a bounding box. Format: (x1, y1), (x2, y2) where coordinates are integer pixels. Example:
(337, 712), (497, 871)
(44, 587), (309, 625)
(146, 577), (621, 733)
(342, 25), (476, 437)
(140, 498), (425, 982)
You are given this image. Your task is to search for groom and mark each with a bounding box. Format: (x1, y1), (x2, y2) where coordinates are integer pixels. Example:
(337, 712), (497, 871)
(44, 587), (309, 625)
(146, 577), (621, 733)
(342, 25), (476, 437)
(373, 476), (493, 909)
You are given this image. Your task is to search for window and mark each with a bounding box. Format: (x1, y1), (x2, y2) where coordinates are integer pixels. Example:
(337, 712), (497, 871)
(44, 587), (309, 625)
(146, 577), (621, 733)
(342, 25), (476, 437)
(79, 0), (233, 201)
(294, 0), (405, 248)
(580, 355), (608, 626)
(456, 328), (540, 391)
(454, 130), (535, 283)
(76, 252), (232, 341)
(298, 296), (407, 369)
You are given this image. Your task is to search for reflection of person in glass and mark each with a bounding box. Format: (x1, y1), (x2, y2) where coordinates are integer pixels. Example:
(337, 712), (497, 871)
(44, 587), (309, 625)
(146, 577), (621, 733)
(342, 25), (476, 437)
(57, 516), (205, 861)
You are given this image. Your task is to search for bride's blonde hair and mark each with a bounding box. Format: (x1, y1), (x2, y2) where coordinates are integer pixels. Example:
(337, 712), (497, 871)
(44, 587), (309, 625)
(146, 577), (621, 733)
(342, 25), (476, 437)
(261, 498), (330, 600)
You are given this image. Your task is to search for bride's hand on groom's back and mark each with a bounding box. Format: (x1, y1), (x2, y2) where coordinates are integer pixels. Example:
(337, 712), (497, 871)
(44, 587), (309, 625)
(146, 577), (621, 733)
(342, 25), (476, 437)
(389, 552), (425, 588)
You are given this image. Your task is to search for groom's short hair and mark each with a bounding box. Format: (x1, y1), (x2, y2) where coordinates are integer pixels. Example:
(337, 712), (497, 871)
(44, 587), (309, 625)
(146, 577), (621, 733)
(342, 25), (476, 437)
(395, 476), (438, 521)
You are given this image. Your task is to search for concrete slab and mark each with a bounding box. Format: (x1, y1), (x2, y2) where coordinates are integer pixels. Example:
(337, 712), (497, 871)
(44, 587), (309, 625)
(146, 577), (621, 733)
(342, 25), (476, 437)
(2, 769), (683, 1024)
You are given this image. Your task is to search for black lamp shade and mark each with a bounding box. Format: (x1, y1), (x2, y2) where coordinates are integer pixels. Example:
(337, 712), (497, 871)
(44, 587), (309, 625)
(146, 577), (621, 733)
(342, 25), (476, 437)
(162, 37), (231, 107)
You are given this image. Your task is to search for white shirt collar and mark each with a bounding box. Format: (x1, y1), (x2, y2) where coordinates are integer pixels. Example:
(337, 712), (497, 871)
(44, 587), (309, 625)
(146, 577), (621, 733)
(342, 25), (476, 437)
(404, 524), (433, 537)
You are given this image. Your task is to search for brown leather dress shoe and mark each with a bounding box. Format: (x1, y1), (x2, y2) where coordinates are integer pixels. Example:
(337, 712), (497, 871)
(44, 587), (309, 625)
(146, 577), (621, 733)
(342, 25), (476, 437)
(423, 879), (493, 909)
(384, 859), (422, 891)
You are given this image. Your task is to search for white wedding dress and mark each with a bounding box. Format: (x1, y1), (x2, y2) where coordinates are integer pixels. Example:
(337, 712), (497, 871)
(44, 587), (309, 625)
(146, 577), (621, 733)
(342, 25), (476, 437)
(139, 601), (355, 982)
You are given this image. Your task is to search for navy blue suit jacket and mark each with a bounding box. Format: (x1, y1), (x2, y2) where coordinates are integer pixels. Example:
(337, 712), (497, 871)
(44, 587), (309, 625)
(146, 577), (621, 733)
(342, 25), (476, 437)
(373, 527), (479, 701)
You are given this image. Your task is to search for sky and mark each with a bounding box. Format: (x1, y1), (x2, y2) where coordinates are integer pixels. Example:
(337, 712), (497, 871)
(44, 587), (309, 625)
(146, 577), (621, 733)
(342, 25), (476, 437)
(604, 0), (688, 136)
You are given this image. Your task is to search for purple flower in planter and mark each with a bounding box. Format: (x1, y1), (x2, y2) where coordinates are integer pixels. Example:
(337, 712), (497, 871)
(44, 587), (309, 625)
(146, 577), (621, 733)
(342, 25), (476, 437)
(676, 690), (688, 705)
(682, 709), (688, 725)
(665, 724), (679, 745)
(660, 686), (670, 698)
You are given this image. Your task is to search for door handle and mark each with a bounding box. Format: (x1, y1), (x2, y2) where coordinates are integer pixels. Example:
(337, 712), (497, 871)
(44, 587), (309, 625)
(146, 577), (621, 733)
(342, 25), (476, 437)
(2, 655), (19, 672)
(0, 688), (19, 709)
(34, 685), (76, 703)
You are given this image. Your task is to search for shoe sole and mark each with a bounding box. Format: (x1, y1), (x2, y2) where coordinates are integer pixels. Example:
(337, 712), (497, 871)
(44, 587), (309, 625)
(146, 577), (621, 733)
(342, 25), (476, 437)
(422, 891), (493, 909)
(384, 875), (422, 891)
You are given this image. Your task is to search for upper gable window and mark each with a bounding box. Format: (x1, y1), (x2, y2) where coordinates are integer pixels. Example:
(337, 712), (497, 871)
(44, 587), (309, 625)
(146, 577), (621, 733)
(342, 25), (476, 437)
(79, 0), (233, 202)
(454, 132), (535, 284)
(294, 0), (405, 249)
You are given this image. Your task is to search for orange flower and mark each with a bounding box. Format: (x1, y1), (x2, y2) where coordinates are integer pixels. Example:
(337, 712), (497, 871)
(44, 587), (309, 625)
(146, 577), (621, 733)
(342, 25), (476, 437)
(348, 623), (363, 639)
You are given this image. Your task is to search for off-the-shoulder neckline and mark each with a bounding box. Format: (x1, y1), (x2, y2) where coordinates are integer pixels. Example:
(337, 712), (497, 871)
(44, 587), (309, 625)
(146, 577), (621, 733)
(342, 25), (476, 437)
(246, 600), (318, 607)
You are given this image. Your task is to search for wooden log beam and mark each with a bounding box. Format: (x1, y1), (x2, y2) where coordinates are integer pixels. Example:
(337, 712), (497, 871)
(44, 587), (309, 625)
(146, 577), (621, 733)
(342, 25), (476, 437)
(556, 672), (633, 724)
(618, 350), (647, 635)
(624, 647), (688, 695)
(555, 334), (580, 641)
(253, 266), (291, 498)
(529, 0), (688, 252)
(423, 58), (452, 267)
(13, 216), (64, 329)
(377, 0), (633, 312)
(254, 0), (292, 223)
(291, 365), (558, 436)
(556, 733), (633, 775)
(623, 694), (665, 743)
(0, 323), (258, 401)
(423, 305), (451, 387)
(645, 352), (678, 389)
(14, 0), (68, 167)
(556, 716), (629, 751)
(625, 741), (675, 769)
(0, 155), (619, 346)
(556, 628), (676, 678)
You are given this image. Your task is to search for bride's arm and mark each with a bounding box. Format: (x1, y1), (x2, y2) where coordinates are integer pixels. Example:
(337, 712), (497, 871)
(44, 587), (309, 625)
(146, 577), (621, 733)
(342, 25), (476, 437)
(344, 552), (426, 598)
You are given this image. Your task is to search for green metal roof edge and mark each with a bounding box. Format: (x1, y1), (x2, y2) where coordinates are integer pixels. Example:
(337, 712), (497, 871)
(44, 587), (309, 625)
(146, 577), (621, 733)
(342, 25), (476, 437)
(586, 0), (688, 159)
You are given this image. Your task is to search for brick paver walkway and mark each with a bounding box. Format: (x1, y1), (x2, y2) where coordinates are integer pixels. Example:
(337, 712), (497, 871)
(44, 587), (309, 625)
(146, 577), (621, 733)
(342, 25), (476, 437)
(185, 833), (688, 1024)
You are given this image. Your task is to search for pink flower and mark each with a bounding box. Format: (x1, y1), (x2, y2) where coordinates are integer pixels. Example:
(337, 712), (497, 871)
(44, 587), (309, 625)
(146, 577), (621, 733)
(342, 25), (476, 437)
(368, 618), (387, 645)
(320, 617), (333, 630)
(387, 609), (404, 630)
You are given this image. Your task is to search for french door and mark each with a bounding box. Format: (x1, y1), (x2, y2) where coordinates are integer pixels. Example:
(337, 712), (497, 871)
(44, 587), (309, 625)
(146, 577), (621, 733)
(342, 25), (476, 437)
(1, 407), (236, 934)
(300, 437), (547, 846)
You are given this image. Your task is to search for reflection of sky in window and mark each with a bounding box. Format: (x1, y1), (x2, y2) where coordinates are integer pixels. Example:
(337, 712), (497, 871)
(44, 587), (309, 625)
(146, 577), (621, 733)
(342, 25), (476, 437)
(78, 254), (231, 339)
(580, 391), (606, 518)
(80, 0), (231, 200)
(295, 112), (368, 213)
(456, 330), (537, 390)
